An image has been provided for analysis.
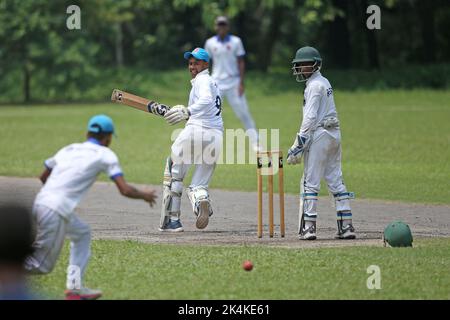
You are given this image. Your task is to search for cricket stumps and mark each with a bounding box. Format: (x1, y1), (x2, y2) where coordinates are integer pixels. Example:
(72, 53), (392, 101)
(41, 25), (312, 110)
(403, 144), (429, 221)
(257, 150), (285, 238)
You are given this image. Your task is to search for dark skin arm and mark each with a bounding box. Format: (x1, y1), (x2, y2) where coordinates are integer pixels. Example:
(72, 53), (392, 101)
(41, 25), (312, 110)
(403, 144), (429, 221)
(39, 134), (156, 206)
(113, 175), (157, 207)
(39, 168), (156, 206)
(238, 57), (245, 96)
(39, 168), (52, 184)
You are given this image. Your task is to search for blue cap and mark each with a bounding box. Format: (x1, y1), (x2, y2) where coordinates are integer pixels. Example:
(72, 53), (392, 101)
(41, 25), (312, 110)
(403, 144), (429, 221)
(87, 114), (115, 135)
(184, 47), (209, 62)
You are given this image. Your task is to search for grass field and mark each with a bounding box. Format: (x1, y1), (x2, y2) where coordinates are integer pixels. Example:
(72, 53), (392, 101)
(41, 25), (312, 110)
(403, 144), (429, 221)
(31, 238), (450, 300)
(1, 88), (449, 204)
(1, 74), (449, 300)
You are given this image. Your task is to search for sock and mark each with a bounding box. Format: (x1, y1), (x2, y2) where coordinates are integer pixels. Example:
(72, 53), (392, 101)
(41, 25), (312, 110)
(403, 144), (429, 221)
(305, 220), (315, 229)
(342, 219), (352, 227)
(66, 265), (81, 290)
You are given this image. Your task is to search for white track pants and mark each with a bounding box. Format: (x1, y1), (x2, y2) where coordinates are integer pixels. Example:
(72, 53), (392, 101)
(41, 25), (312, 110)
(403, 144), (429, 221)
(221, 84), (258, 147)
(301, 128), (352, 222)
(171, 125), (223, 188)
(24, 204), (91, 290)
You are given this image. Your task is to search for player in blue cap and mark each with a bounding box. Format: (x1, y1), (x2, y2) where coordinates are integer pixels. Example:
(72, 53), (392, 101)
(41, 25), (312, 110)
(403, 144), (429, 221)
(160, 48), (223, 232)
(183, 47), (210, 63)
(25, 114), (157, 300)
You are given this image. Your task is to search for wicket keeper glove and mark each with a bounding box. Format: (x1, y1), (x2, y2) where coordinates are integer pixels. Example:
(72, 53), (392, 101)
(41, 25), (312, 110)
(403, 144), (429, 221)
(164, 105), (190, 125)
(287, 133), (309, 165)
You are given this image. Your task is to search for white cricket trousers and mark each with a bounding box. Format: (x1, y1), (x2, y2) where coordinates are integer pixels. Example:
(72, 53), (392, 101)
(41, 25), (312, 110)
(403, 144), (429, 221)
(301, 128), (352, 221)
(171, 124), (223, 188)
(24, 204), (91, 290)
(220, 84), (258, 147)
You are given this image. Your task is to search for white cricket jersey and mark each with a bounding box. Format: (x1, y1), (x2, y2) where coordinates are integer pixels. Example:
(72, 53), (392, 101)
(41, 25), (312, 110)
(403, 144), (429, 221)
(300, 71), (338, 136)
(187, 69), (224, 130)
(204, 34), (246, 90)
(34, 139), (123, 218)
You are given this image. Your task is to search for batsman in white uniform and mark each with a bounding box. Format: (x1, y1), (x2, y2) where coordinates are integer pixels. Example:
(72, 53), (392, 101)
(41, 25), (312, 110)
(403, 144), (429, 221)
(25, 115), (157, 299)
(160, 48), (223, 232)
(287, 46), (356, 240)
(204, 16), (259, 151)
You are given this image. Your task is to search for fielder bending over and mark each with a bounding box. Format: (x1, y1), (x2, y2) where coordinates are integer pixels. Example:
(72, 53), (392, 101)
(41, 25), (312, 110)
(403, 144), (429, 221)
(287, 46), (356, 240)
(159, 48), (223, 232)
(25, 115), (157, 299)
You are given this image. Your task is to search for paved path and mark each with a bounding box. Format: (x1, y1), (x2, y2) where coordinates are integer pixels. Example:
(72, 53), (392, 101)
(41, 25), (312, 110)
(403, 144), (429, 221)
(1, 176), (449, 248)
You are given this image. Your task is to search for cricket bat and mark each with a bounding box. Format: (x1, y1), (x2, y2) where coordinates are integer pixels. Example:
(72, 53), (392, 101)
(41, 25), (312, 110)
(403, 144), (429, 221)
(111, 89), (170, 117)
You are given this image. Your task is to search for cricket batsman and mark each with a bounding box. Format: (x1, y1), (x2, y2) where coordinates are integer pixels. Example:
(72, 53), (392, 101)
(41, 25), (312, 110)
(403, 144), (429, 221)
(204, 16), (260, 152)
(287, 46), (356, 240)
(159, 48), (223, 232)
(25, 114), (157, 299)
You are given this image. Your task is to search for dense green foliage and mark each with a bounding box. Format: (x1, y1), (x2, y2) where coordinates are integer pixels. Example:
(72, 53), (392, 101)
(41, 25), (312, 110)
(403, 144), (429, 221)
(32, 238), (450, 299)
(0, 0), (449, 102)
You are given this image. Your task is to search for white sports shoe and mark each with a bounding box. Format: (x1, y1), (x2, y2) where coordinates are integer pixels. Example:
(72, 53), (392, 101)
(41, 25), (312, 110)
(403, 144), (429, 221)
(195, 199), (212, 229)
(336, 223), (356, 239)
(299, 224), (317, 240)
(65, 287), (102, 300)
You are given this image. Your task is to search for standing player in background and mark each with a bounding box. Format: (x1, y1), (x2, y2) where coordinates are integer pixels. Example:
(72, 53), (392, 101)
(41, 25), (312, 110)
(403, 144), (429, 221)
(204, 16), (260, 152)
(160, 48), (223, 232)
(25, 115), (157, 299)
(286, 46), (356, 241)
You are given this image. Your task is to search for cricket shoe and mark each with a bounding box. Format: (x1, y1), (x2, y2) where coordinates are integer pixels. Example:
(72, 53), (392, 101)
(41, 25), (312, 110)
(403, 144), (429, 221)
(195, 199), (212, 229)
(64, 287), (102, 300)
(158, 219), (184, 232)
(299, 224), (317, 240)
(336, 223), (356, 239)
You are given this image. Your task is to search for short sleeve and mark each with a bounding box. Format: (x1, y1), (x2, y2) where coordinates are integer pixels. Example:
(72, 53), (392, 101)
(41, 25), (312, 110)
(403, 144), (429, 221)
(44, 146), (65, 170)
(103, 150), (123, 180)
(204, 39), (212, 58)
(235, 37), (246, 57)
(44, 157), (56, 170)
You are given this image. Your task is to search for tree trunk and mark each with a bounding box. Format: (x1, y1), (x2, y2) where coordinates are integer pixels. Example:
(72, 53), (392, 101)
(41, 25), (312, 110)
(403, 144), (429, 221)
(365, 28), (379, 69)
(257, 6), (284, 72)
(362, 0), (379, 69)
(327, 0), (352, 68)
(23, 63), (31, 103)
(115, 23), (124, 67)
(418, 1), (436, 64)
(235, 11), (247, 47)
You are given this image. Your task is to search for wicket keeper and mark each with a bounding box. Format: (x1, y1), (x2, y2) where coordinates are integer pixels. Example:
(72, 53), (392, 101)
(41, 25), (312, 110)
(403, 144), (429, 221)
(287, 46), (356, 240)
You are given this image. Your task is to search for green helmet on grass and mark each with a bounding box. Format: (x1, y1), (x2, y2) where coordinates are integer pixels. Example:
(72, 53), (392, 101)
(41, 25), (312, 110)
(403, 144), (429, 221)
(292, 46), (322, 82)
(383, 221), (413, 247)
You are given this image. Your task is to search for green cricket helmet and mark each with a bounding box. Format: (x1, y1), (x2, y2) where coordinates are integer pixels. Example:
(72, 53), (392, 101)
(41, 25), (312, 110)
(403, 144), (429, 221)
(292, 46), (322, 82)
(383, 221), (413, 247)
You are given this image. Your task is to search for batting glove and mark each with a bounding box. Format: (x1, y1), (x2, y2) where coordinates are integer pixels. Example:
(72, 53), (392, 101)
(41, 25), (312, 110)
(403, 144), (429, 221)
(286, 133), (309, 165)
(164, 105), (190, 125)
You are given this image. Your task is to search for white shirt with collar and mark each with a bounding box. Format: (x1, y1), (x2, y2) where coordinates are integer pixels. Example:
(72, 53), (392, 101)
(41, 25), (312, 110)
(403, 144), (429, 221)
(187, 69), (223, 130)
(300, 71), (339, 136)
(34, 138), (123, 218)
(204, 34), (246, 91)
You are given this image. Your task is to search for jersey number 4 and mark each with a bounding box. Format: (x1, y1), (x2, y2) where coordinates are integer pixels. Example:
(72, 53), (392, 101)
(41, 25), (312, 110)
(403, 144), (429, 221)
(215, 96), (222, 116)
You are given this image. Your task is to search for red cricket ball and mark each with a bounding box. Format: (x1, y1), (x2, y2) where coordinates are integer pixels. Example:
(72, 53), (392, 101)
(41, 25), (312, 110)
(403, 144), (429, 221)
(242, 260), (253, 271)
